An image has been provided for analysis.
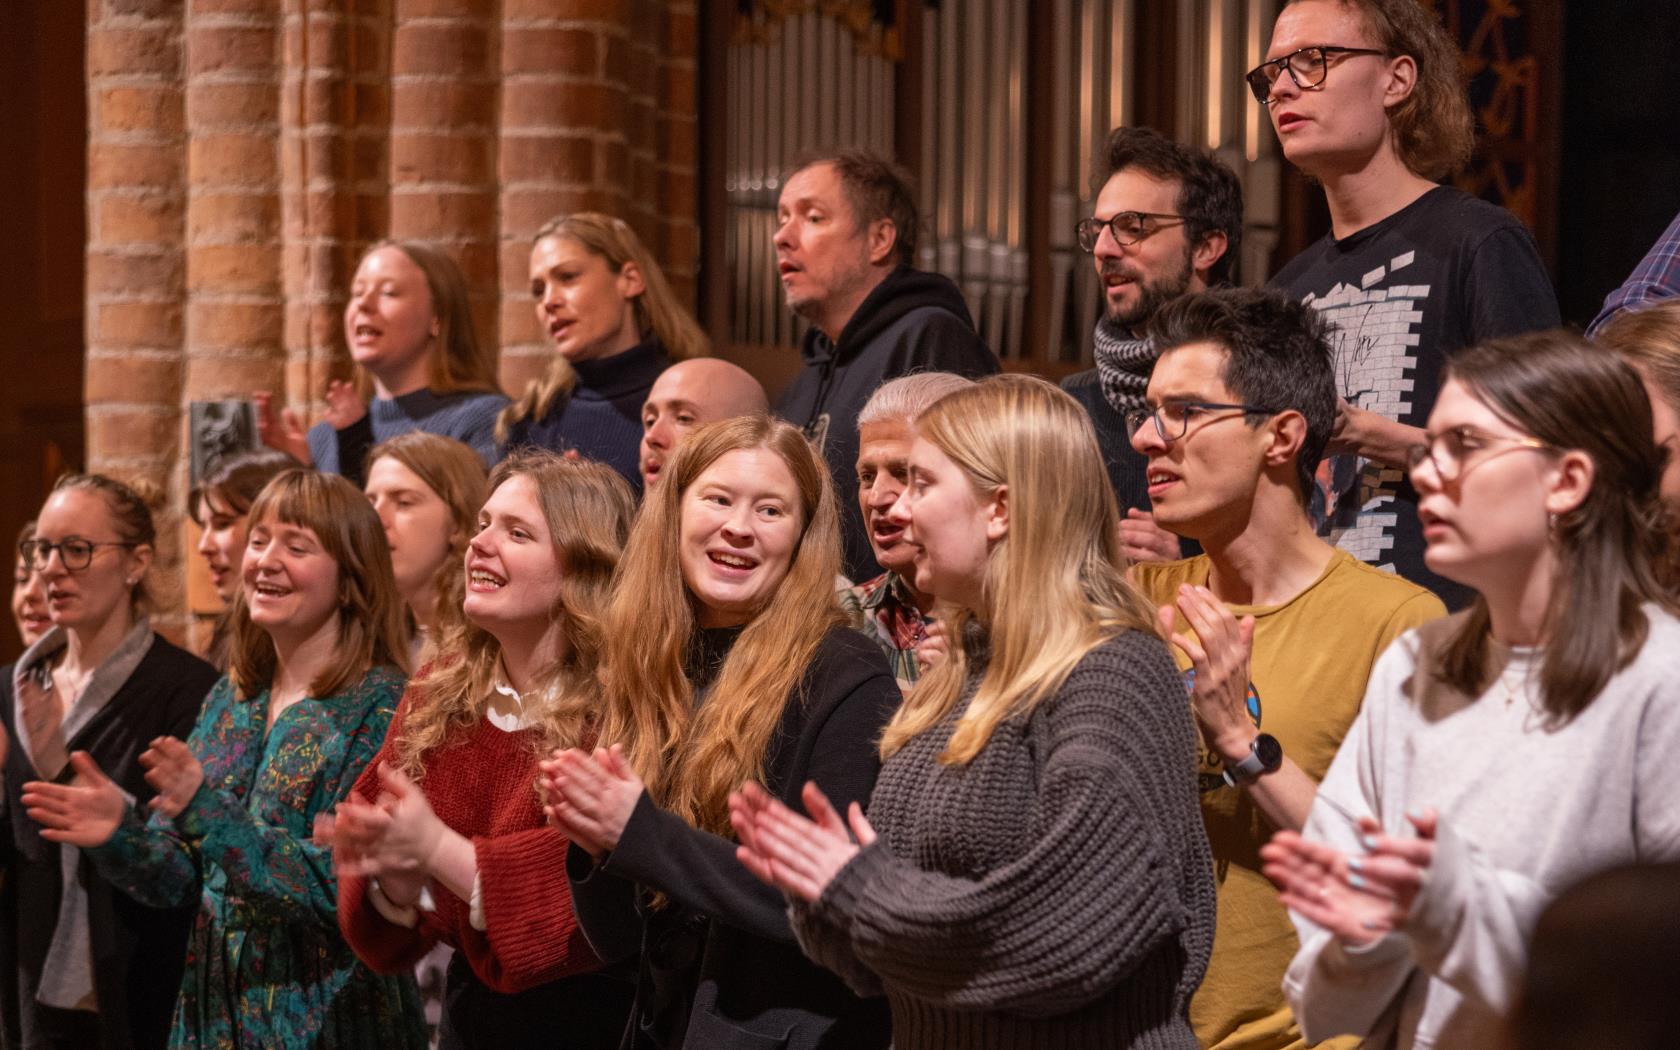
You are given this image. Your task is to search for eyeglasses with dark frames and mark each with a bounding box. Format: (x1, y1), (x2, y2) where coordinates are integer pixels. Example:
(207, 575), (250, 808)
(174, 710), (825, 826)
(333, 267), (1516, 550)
(18, 537), (138, 573)
(1404, 426), (1555, 483)
(1124, 399), (1281, 444)
(1245, 45), (1387, 104)
(1076, 212), (1193, 253)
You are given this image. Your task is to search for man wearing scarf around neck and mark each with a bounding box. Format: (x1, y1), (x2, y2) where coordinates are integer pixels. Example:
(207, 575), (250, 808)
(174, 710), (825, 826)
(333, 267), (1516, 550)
(1061, 126), (1244, 563)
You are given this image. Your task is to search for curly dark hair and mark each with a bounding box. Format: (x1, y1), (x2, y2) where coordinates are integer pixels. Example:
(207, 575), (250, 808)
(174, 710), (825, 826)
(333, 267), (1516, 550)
(1101, 126), (1245, 285)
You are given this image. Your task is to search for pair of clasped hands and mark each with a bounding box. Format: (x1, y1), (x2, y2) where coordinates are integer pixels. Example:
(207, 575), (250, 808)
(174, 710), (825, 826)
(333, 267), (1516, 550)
(1163, 582), (1439, 947)
(307, 745), (876, 910)
(17, 737), (209, 847)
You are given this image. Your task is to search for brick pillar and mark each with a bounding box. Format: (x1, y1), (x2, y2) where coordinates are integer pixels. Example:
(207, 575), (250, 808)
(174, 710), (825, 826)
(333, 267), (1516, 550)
(391, 0), (500, 367)
(85, 0), (189, 633)
(281, 1), (388, 428)
(655, 0), (699, 306)
(179, 0), (285, 638)
(496, 0), (632, 391)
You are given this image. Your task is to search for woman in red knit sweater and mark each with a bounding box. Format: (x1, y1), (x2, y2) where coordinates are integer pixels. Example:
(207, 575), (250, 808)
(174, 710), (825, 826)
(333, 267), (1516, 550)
(325, 450), (637, 1049)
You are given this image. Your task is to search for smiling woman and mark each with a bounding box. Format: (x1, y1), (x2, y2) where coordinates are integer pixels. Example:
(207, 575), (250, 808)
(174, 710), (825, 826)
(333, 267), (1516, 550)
(543, 415), (898, 1050)
(331, 450), (639, 1050)
(18, 469), (421, 1049)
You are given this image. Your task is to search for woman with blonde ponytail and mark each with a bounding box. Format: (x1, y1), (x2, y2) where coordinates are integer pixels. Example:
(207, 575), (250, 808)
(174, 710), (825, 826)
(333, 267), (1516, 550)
(733, 375), (1217, 1050)
(542, 415), (896, 1050)
(498, 213), (709, 491)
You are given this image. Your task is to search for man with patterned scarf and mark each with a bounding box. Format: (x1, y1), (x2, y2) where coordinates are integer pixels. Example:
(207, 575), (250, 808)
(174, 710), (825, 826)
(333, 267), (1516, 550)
(1062, 126), (1243, 563)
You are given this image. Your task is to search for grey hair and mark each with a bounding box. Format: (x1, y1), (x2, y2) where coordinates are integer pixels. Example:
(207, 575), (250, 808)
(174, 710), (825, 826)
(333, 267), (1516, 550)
(856, 372), (977, 428)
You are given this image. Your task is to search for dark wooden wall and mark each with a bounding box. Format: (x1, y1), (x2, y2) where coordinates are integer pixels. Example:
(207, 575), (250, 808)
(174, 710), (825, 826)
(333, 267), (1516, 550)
(1, 0), (86, 664)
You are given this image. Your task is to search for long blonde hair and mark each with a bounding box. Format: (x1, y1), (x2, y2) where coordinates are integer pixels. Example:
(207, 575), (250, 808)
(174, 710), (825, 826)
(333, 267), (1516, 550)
(594, 416), (845, 835)
(227, 470), (411, 699)
(880, 374), (1159, 763)
(350, 240), (501, 400)
(364, 432), (489, 649)
(496, 213), (709, 441)
(391, 451), (635, 778)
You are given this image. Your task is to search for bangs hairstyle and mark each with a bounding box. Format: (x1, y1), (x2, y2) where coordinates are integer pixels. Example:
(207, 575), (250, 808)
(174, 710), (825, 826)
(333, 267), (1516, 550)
(1433, 331), (1677, 726)
(364, 432), (489, 644)
(351, 241), (500, 400)
(880, 375), (1159, 764)
(228, 470), (410, 699)
(189, 449), (297, 524)
(595, 415), (845, 835)
(496, 213), (709, 442)
(1294, 0), (1476, 180)
(1101, 126), (1245, 285)
(51, 473), (164, 617)
(785, 148), (920, 268)
(392, 451), (635, 779)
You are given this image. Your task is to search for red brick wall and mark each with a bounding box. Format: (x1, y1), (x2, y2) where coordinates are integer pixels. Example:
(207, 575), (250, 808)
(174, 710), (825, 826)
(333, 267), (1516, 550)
(82, 0), (702, 638)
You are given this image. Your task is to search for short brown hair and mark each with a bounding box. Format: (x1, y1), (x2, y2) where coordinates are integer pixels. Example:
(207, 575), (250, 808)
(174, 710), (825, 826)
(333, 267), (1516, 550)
(1597, 300), (1680, 419)
(787, 149), (920, 268)
(1291, 0), (1475, 180)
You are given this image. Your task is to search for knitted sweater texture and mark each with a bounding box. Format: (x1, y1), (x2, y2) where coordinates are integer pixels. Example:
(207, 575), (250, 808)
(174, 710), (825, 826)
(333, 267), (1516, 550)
(793, 628), (1216, 1050)
(337, 709), (603, 995)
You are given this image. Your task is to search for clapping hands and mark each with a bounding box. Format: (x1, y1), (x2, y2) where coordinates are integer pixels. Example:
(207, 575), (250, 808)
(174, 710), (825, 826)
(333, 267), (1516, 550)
(729, 781), (874, 904)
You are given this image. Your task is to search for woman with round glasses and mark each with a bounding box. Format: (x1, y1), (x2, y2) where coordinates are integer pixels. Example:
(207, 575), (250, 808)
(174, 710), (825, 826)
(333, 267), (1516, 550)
(1261, 330), (1680, 1049)
(1260, 0), (1557, 608)
(0, 475), (219, 1050)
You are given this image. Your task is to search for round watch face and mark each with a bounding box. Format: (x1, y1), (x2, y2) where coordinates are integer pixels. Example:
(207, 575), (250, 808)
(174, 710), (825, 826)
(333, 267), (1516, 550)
(1254, 733), (1284, 772)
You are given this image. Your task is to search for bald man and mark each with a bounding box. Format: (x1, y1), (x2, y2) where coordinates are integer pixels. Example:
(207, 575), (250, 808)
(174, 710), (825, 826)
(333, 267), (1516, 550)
(639, 357), (769, 488)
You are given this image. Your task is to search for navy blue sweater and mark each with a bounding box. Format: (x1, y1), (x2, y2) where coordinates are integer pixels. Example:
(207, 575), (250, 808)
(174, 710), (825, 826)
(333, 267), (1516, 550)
(500, 340), (669, 492)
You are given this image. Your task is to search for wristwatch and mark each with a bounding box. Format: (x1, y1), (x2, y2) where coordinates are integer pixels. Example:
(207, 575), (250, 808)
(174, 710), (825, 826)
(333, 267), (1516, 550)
(1222, 733), (1283, 787)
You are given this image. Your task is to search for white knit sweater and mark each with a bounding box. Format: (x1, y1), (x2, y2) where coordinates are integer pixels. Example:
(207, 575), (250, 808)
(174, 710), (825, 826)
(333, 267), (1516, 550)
(1284, 605), (1680, 1049)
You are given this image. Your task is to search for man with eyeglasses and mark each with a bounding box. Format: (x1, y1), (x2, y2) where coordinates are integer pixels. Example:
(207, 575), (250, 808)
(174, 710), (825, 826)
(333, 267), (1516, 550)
(1257, 0), (1557, 607)
(1060, 125), (1244, 564)
(1127, 287), (1444, 1050)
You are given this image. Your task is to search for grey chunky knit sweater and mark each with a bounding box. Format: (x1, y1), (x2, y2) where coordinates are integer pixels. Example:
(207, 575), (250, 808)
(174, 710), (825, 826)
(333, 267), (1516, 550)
(792, 628), (1215, 1049)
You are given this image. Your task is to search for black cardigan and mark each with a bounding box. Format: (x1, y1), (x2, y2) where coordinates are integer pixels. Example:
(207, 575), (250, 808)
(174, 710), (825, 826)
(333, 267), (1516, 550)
(567, 626), (898, 1050)
(0, 636), (217, 1050)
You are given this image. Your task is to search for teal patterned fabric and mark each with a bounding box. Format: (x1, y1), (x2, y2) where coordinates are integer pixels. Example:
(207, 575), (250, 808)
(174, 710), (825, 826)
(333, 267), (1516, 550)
(87, 666), (426, 1049)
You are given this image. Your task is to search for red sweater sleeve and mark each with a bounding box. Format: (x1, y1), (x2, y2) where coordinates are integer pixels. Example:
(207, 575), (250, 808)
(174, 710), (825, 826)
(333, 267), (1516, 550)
(470, 826), (603, 991)
(334, 721), (443, 974)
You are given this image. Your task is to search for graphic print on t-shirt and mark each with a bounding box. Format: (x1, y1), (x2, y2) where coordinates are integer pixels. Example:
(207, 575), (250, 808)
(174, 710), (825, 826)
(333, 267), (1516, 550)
(1303, 251), (1431, 571)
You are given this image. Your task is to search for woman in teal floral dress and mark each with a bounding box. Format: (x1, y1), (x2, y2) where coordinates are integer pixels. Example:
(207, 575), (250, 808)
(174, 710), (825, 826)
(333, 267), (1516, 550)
(22, 470), (427, 1049)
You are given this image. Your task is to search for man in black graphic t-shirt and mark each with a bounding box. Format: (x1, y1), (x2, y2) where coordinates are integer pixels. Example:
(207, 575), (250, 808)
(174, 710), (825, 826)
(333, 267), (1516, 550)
(1256, 0), (1558, 605)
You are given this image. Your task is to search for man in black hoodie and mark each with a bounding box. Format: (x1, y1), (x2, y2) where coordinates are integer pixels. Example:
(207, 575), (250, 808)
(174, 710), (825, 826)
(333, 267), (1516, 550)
(773, 149), (998, 581)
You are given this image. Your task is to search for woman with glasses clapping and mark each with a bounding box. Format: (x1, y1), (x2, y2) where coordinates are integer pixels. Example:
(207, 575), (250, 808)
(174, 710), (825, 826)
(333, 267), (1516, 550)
(1263, 332), (1680, 1049)
(0, 475), (219, 1050)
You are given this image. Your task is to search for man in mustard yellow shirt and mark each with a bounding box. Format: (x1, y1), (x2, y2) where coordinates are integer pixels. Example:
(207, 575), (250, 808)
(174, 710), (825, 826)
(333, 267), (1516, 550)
(1128, 288), (1445, 1049)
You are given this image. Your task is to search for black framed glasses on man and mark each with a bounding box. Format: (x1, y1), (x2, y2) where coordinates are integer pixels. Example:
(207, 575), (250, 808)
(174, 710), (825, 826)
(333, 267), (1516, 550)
(1245, 45), (1387, 104)
(1125, 399), (1281, 444)
(18, 537), (138, 573)
(1076, 212), (1193, 253)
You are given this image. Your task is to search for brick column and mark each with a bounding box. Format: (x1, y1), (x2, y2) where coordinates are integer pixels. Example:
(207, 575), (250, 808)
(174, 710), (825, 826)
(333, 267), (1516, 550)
(85, 0), (188, 631)
(391, 0), (501, 366)
(654, 0), (699, 305)
(281, 1), (389, 426)
(496, 0), (632, 391)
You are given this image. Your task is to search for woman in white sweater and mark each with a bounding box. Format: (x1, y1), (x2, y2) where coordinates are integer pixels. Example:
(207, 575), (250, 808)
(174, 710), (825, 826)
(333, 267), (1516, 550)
(1261, 329), (1680, 1049)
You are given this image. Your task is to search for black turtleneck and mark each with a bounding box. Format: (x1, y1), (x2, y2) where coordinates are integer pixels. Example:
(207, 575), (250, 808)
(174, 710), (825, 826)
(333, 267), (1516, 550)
(501, 338), (670, 491)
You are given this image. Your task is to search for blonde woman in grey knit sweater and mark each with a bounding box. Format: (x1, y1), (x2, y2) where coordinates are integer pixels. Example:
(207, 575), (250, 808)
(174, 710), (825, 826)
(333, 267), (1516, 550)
(1261, 331), (1680, 1049)
(731, 374), (1216, 1050)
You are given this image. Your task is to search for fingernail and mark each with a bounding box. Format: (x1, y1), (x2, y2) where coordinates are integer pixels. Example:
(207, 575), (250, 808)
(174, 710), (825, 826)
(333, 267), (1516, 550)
(1360, 919), (1384, 931)
(1346, 856), (1364, 874)
(1358, 833), (1377, 852)
(1347, 872), (1368, 890)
